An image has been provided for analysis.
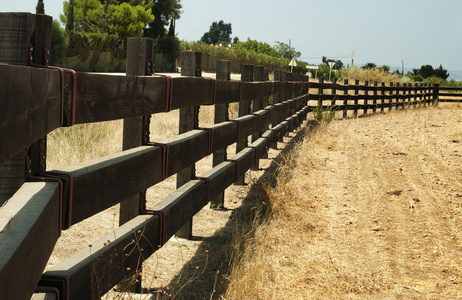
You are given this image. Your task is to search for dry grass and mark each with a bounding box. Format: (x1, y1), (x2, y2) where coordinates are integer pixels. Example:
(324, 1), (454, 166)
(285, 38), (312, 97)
(343, 66), (400, 84)
(225, 106), (462, 299)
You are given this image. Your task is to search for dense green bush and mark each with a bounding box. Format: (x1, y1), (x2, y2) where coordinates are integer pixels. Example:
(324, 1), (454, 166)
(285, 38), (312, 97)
(180, 42), (308, 74)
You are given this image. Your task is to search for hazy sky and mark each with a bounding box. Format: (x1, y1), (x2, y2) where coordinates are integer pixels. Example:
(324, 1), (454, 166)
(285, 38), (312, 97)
(2, 0), (462, 78)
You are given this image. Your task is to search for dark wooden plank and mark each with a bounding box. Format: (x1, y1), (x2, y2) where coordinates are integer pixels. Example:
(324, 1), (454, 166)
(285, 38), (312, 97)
(198, 162), (236, 204)
(164, 130), (209, 177)
(252, 109), (270, 133)
(170, 77), (214, 109)
(240, 81), (261, 102)
(0, 182), (60, 300)
(439, 92), (462, 98)
(249, 137), (269, 169)
(204, 121), (238, 154)
(69, 73), (167, 124)
(215, 80), (240, 104)
(54, 146), (163, 225)
(233, 114), (259, 141)
(228, 147), (256, 181)
(262, 129), (276, 148)
(151, 180), (207, 241)
(43, 213), (161, 300)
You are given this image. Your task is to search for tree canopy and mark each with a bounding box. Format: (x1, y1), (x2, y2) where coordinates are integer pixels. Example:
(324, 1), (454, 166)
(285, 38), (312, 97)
(61, 0), (154, 41)
(144, 0), (182, 39)
(409, 64), (449, 80)
(234, 38), (277, 57)
(200, 20), (233, 45)
(36, 0), (45, 14)
(273, 41), (301, 59)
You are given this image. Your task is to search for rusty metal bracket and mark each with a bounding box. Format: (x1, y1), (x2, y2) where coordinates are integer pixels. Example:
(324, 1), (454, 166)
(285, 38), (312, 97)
(139, 193), (166, 247)
(194, 176), (210, 204)
(28, 44), (77, 126)
(38, 274), (70, 300)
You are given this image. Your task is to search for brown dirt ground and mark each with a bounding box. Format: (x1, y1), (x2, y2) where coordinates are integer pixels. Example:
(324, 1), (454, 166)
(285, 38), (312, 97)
(225, 104), (462, 300)
(47, 104), (462, 299)
(297, 105), (462, 299)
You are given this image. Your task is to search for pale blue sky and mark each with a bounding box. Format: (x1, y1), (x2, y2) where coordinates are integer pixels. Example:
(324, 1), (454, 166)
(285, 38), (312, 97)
(2, 0), (462, 78)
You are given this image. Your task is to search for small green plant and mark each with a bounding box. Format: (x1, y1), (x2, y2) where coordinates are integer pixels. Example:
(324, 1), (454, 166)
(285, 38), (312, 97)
(311, 100), (337, 124)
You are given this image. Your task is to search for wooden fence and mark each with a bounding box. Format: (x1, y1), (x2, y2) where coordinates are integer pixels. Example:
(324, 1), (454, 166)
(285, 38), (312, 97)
(0, 13), (444, 300)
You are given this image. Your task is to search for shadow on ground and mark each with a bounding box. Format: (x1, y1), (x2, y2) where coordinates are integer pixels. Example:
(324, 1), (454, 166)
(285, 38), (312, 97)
(146, 120), (318, 299)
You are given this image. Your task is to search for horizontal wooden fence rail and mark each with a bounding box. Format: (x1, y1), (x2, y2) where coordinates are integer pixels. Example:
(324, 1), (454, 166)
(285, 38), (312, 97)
(0, 12), (448, 300)
(438, 86), (462, 102)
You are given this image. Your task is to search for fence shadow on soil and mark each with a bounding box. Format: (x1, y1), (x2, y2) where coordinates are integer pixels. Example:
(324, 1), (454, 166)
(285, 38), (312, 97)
(144, 120), (318, 299)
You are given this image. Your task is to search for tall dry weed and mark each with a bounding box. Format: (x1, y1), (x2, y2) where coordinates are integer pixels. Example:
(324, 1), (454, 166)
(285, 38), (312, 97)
(343, 66), (399, 84)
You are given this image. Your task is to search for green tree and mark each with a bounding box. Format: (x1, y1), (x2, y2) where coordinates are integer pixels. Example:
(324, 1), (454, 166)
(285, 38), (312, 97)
(433, 64), (449, 80)
(61, 0), (153, 38)
(60, 0), (154, 69)
(234, 38), (277, 56)
(144, 0), (182, 39)
(50, 20), (67, 65)
(419, 65), (434, 79)
(381, 65), (390, 73)
(36, 0), (45, 14)
(200, 20), (233, 45)
(362, 62), (377, 69)
(273, 41), (300, 59)
(322, 56), (343, 70)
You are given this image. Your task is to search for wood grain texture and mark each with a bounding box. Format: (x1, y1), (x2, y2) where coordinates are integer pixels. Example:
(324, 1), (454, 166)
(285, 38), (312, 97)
(204, 121), (238, 153)
(170, 77), (214, 109)
(150, 180), (206, 241)
(70, 74), (166, 124)
(199, 162), (236, 203)
(211, 60), (231, 208)
(0, 182), (60, 300)
(43, 214), (161, 300)
(228, 148), (256, 180)
(163, 130), (209, 177)
(55, 146), (163, 225)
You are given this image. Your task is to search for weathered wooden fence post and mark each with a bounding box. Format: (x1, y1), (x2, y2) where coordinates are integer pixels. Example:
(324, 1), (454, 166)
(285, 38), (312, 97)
(364, 81), (369, 116)
(433, 83), (440, 105)
(211, 59), (230, 209)
(381, 82), (386, 113)
(389, 82), (394, 112)
(0, 13), (52, 205)
(176, 50), (202, 239)
(343, 79), (349, 118)
(273, 69), (282, 105)
(235, 64), (253, 185)
(373, 82), (378, 114)
(252, 65), (264, 143)
(332, 77), (337, 115)
(318, 77), (324, 110)
(0, 13), (62, 300)
(353, 79), (359, 117)
(121, 37), (153, 225)
(263, 68), (270, 108)
(119, 37), (153, 293)
(250, 65), (265, 171)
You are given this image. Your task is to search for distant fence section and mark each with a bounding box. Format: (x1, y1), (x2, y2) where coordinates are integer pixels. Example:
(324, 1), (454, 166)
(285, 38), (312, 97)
(0, 12), (449, 300)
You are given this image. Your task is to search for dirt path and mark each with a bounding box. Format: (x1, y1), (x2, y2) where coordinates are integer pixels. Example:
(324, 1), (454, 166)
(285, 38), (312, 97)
(228, 105), (462, 299)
